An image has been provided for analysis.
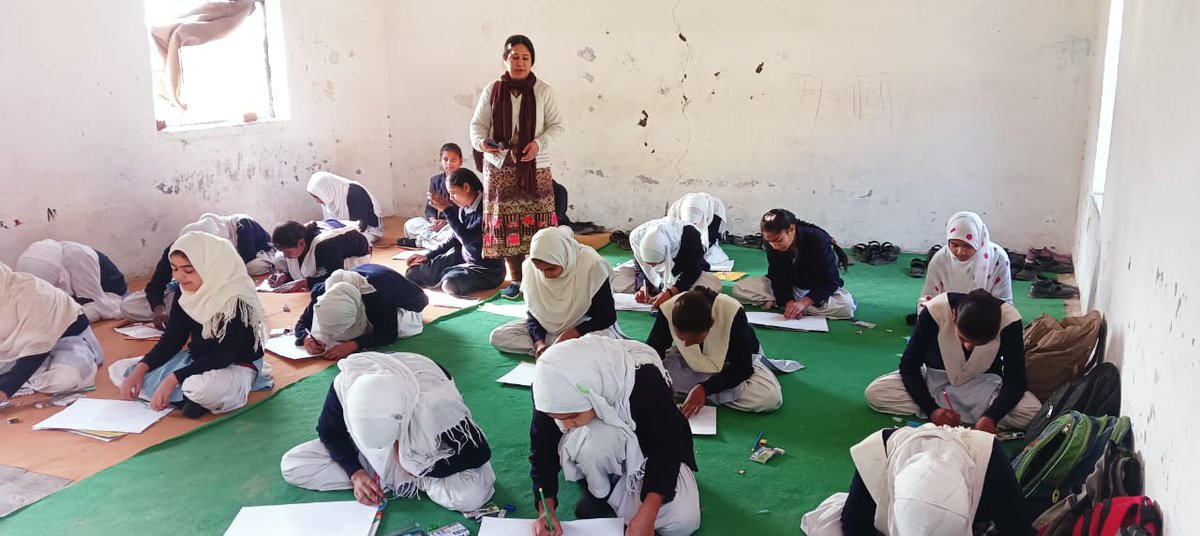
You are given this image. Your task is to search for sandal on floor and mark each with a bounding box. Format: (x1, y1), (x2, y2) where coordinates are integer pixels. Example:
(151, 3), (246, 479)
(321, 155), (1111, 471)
(909, 257), (927, 277)
(1029, 280), (1078, 299)
(852, 243), (872, 263)
(610, 230), (631, 250)
(927, 244), (942, 261)
(877, 242), (900, 264)
(1040, 259), (1074, 274)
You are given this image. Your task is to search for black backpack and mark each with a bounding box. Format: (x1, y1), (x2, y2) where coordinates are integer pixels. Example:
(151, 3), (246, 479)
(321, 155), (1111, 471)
(1026, 322), (1120, 441)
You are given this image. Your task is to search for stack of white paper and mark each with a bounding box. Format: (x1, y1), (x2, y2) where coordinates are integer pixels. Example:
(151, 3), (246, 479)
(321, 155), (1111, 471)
(613, 293), (653, 312)
(33, 399), (173, 436)
(688, 406), (718, 435)
(496, 362), (537, 387)
(265, 336), (322, 360)
(224, 501), (377, 536)
(479, 517), (623, 535)
(745, 311), (829, 333)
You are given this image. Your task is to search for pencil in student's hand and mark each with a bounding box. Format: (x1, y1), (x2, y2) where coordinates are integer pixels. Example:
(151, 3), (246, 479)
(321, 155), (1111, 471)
(538, 486), (554, 534)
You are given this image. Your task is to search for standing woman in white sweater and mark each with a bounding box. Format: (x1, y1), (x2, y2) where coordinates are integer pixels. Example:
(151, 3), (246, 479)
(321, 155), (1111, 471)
(470, 34), (565, 299)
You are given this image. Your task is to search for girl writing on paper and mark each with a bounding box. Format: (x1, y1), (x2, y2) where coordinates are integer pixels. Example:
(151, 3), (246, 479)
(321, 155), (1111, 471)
(280, 351), (495, 513)
(611, 217), (722, 310)
(666, 192), (730, 266)
(268, 220), (371, 294)
(0, 261), (104, 403)
(645, 287), (782, 415)
(110, 232), (274, 418)
(489, 226), (620, 357)
(293, 265), (429, 360)
(307, 171), (384, 244)
(530, 335), (701, 536)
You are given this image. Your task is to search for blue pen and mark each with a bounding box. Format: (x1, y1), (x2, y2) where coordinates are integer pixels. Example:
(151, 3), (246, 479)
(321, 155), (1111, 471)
(751, 431), (764, 453)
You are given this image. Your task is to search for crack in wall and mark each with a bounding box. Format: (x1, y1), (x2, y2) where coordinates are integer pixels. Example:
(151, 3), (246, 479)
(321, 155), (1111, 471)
(669, 0), (693, 202)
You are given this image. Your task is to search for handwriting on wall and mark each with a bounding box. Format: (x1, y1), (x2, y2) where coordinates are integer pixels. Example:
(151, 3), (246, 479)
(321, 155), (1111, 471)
(790, 74), (894, 127)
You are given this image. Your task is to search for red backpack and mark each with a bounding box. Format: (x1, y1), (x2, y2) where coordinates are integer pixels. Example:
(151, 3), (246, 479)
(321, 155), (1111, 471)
(1072, 496), (1162, 536)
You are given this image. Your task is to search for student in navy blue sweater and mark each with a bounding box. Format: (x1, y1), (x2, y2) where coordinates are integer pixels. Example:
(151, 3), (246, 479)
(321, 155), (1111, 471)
(405, 168), (506, 297)
(402, 143), (462, 249)
(733, 209), (857, 319)
(280, 351), (495, 512)
(120, 214), (274, 328)
(293, 264), (429, 360)
(269, 220), (371, 294)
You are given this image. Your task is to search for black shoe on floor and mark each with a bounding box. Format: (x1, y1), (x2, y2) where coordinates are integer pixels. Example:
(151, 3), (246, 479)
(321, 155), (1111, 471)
(574, 484), (615, 519)
(500, 282), (523, 300)
(181, 399), (209, 419)
(395, 237), (418, 248)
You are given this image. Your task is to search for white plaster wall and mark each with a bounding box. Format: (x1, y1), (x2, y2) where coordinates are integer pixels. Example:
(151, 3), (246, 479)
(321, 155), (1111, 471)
(1072, 1), (1200, 529)
(0, 0), (394, 275)
(386, 0), (1100, 251)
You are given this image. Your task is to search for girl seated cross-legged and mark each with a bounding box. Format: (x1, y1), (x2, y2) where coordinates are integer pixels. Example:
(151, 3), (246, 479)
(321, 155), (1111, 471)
(110, 231), (274, 418)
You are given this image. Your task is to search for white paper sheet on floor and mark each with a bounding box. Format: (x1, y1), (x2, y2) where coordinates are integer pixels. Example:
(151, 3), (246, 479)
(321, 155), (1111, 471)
(479, 302), (528, 319)
(496, 362), (537, 387)
(688, 405), (717, 435)
(265, 336), (322, 360)
(745, 311), (829, 333)
(114, 323), (164, 339)
(612, 293), (653, 312)
(223, 501), (377, 536)
(32, 398), (173, 434)
(479, 516), (623, 536)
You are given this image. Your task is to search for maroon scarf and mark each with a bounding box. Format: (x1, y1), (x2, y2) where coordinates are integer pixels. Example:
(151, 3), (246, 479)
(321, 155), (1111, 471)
(486, 72), (538, 192)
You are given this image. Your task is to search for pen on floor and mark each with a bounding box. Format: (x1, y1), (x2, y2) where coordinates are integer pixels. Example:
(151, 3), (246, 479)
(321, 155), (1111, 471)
(752, 430), (764, 453)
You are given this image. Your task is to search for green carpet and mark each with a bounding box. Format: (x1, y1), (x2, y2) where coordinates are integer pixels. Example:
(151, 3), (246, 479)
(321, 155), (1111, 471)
(1, 245), (1064, 535)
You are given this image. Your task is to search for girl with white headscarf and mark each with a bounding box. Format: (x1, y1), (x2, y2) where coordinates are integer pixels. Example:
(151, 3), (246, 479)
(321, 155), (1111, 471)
(489, 227), (620, 356)
(280, 351), (496, 513)
(530, 335), (701, 536)
(0, 262), (104, 403)
(306, 172), (384, 243)
(293, 265), (429, 360)
(920, 211), (1013, 309)
(120, 213), (274, 326)
(611, 217), (722, 310)
(647, 287), (783, 415)
(801, 424), (1033, 536)
(17, 239), (129, 322)
(666, 192), (731, 265)
(109, 232), (274, 418)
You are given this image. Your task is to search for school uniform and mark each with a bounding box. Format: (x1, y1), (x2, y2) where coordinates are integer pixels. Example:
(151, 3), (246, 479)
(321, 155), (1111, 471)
(109, 232), (273, 414)
(1, 263), (104, 397)
(121, 214), (274, 322)
(403, 172), (456, 249)
(531, 336), (701, 535)
(295, 264), (429, 347)
(307, 172), (384, 243)
(611, 217), (721, 295)
(490, 227), (621, 355)
(919, 211), (1013, 309)
(646, 293), (783, 413)
(16, 239), (129, 322)
(280, 352), (496, 512)
(281, 223), (372, 288)
(802, 425), (1034, 536)
(666, 192), (730, 265)
(864, 293), (1041, 430)
(732, 223), (857, 319)
(405, 193), (505, 297)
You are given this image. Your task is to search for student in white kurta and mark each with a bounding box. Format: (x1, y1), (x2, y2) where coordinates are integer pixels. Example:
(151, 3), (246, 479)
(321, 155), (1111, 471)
(280, 351), (496, 512)
(918, 211), (1012, 310)
(489, 226), (621, 356)
(0, 261), (104, 403)
(16, 239), (128, 322)
(666, 192), (731, 266)
(611, 217), (722, 309)
(307, 171), (384, 244)
(529, 336), (701, 536)
(110, 232), (274, 418)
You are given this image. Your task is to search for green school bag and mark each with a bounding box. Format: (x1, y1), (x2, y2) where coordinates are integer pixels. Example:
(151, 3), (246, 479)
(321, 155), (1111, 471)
(1012, 411), (1132, 504)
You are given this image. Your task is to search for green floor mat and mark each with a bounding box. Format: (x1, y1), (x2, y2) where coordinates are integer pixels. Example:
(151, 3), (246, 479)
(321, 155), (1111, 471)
(2, 245), (1063, 535)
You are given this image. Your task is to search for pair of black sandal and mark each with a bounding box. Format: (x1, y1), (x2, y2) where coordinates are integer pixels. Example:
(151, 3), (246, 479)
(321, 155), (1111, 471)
(568, 221), (607, 235)
(1010, 248), (1074, 280)
(609, 230), (631, 250)
(852, 241), (900, 265)
(909, 245), (942, 277)
(1029, 277), (1078, 299)
(720, 231), (763, 249)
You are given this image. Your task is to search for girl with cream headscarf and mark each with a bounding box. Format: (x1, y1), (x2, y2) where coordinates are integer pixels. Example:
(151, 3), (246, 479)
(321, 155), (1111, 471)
(0, 261), (104, 404)
(16, 239), (128, 322)
(489, 227), (620, 356)
(611, 217), (722, 309)
(280, 351), (496, 513)
(307, 172), (384, 243)
(666, 192), (731, 265)
(120, 212), (274, 327)
(109, 232), (274, 418)
(801, 424), (1033, 536)
(293, 265), (429, 360)
(530, 335), (701, 536)
(920, 211), (1013, 309)
(646, 287), (783, 415)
